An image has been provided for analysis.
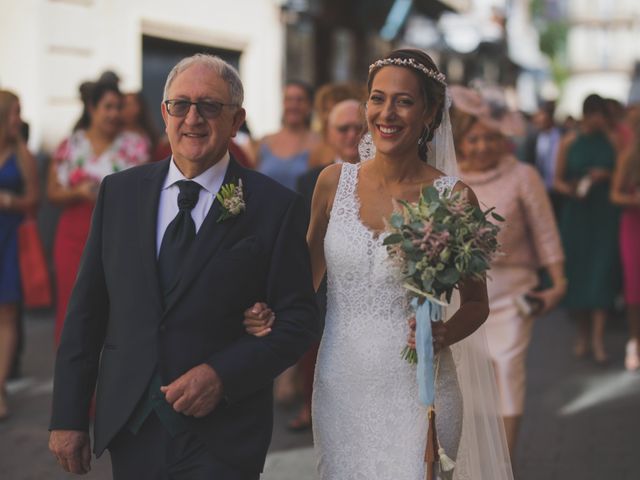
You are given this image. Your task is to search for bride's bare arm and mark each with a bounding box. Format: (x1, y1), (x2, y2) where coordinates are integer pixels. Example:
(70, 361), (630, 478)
(306, 164), (341, 291)
(441, 184), (490, 347)
(408, 183), (490, 352)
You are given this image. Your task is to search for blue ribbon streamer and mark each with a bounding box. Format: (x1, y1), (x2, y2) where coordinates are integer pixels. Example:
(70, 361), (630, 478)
(412, 297), (442, 406)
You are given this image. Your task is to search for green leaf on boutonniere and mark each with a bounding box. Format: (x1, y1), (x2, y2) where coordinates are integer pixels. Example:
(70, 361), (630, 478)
(216, 178), (246, 223)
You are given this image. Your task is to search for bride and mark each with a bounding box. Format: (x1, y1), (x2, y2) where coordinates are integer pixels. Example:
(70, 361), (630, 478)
(245, 49), (513, 479)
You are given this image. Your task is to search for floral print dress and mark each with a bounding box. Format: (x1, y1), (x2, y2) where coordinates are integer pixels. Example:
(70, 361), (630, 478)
(53, 130), (148, 344)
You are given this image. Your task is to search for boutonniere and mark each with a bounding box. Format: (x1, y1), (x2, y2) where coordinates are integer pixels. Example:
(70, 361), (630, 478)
(216, 179), (245, 223)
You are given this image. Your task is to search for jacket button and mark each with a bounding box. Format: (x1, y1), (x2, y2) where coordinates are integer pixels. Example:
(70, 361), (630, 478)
(159, 325), (166, 333)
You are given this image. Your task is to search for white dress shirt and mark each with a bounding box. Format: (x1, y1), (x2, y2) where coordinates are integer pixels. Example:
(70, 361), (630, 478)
(156, 153), (230, 256)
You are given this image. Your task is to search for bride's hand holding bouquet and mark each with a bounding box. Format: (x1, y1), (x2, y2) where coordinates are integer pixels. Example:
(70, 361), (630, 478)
(384, 183), (502, 360)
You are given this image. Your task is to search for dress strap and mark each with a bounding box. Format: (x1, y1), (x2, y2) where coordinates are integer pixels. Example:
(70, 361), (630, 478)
(433, 175), (459, 198)
(332, 162), (360, 211)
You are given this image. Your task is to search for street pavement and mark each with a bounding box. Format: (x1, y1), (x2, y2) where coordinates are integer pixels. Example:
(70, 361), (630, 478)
(1, 308), (639, 479)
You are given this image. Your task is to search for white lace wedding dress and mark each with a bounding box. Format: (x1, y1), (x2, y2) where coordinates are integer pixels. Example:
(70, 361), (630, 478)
(313, 162), (463, 479)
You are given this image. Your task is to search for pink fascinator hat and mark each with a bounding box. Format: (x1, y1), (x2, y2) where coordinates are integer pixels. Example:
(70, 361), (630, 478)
(449, 85), (526, 137)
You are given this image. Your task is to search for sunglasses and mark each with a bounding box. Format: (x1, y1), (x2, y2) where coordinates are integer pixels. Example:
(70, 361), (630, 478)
(334, 123), (364, 134)
(164, 99), (238, 119)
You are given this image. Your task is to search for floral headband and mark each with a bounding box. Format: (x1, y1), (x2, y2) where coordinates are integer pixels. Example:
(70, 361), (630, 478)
(368, 57), (447, 86)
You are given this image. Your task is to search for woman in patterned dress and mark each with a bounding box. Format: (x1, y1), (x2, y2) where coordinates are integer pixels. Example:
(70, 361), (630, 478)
(47, 81), (149, 345)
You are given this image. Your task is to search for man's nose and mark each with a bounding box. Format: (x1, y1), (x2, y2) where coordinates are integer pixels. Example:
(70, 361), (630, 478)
(184, 104), (204, 124)
(346, 129), (361, 143)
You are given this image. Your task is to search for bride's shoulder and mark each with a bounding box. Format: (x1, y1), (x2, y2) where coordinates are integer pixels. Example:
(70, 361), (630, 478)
(428, 168), (479, 207)
(313, 163), (344, 204)
(317, 163), (344, 188)
(450, 179), (479, 207)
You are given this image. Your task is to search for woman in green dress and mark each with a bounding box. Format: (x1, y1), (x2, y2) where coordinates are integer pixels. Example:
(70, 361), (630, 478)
(554, 93), (621, 363)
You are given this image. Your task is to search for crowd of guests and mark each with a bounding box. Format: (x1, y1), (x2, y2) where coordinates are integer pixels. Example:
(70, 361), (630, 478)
(0, 66), (638, 464)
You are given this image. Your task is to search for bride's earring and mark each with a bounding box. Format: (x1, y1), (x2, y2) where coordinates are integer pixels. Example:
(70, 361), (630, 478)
(417, 125), (431, 146)
(358, 131), (376, 162)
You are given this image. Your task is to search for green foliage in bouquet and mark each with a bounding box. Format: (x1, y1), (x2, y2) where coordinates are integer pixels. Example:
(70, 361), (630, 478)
(383, 185), (503, 304)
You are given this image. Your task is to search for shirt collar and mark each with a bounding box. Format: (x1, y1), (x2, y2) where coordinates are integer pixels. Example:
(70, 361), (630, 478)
(163, 152), (230, 194)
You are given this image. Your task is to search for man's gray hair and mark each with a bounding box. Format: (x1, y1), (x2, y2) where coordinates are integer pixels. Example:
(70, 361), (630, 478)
(162, 53), (244, 106)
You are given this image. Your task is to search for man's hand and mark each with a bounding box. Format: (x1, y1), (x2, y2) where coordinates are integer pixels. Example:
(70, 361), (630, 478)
(49, 430), (91, 475)
(160, 364), (223, 418)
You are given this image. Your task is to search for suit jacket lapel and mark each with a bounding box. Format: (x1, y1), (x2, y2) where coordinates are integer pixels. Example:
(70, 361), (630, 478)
(164, 157), (246, 313)
(138, 159), (170, 311)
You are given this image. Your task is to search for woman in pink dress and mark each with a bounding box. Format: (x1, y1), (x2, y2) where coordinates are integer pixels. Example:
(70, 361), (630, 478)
(47, 82), (148, 345)
(611, 110), (640, 370)
(450, 86), (567, 458)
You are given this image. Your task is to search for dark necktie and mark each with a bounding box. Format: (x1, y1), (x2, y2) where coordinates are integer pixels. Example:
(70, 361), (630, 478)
(158, 180), (202, 296)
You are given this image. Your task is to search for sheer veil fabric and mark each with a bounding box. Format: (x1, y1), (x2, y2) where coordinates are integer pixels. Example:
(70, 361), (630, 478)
(358, 91), (514, 479)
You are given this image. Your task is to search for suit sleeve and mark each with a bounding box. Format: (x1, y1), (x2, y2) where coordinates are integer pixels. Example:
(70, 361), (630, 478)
(207, 194), (320, 403)
(49, 179), (110, 431)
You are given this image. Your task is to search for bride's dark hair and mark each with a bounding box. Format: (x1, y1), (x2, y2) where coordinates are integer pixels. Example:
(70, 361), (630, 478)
(367, 49), (446, 161)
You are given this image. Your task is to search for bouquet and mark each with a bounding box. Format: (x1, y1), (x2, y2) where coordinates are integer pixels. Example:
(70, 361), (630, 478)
(384, 185), (502, 362)
(383, 184), (502, 480)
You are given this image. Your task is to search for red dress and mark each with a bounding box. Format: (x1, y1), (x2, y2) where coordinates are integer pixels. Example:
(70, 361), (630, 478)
(53, 202), (93, 343)
(53, 131), (148, 345)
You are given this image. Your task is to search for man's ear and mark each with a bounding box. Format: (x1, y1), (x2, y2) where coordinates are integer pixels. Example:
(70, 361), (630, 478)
(161, 101), (169, 131)
(231, 107), (246, 138)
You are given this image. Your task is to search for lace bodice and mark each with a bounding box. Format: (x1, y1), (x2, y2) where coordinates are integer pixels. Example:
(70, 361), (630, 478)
(321, 163), (458, 370)
(313, 162), (462, 479)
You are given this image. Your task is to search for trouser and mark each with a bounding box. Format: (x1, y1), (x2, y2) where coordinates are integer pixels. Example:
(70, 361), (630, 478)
(108, 413), (260, 480)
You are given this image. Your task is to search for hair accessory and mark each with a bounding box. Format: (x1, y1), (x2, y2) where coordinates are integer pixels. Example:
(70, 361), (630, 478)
(369, 58), (447, 86)
(418, 125), (431, 146)
(449, 84), (526, 137)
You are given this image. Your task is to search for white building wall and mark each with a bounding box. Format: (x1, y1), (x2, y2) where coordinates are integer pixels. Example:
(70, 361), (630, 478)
(560, 0), (640, 117)
(0, 0), (285, 152)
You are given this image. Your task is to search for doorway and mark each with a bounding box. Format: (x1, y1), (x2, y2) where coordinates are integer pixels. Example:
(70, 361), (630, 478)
(142, 35), (241, 132)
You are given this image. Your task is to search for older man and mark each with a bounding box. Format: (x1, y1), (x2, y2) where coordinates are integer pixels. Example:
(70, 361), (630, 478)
(296, 99), (363, 210)
(49, 54), (319, 479)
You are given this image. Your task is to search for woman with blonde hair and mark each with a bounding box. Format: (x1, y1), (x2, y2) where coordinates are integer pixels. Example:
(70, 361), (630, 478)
(0, 90), (39, 419)
(450, 85), (566, 457)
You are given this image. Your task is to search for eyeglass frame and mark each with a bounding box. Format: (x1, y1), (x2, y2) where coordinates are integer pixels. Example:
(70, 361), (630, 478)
(333, 123), (365, 134)
(163, 99), (240, 119)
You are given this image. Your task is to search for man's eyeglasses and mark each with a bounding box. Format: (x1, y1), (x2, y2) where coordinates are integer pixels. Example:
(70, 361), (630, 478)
(164, 99), (238, 119)
(334, 123), (365, 134)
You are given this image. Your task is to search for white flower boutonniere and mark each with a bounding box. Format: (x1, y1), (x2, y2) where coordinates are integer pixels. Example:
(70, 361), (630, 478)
(216, 179), (245, 223)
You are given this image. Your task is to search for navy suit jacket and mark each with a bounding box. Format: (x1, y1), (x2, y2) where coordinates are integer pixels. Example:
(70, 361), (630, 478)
(50, 157), (319, 474)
